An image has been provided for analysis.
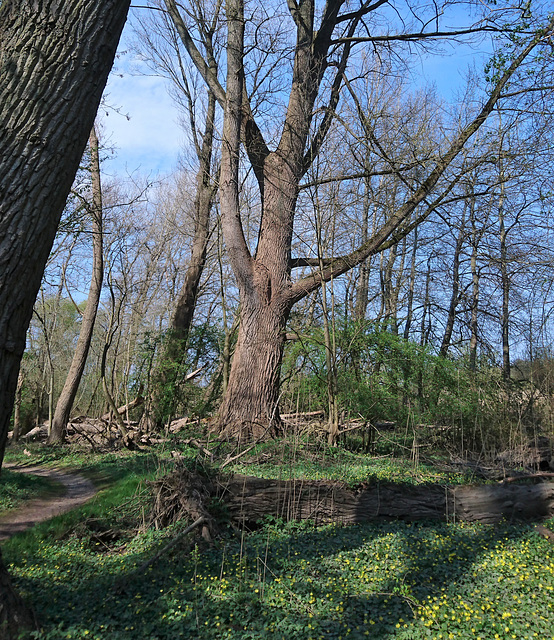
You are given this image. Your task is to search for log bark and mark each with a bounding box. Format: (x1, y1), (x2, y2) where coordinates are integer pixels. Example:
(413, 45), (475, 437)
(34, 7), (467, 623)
(218, 475), (554, 527)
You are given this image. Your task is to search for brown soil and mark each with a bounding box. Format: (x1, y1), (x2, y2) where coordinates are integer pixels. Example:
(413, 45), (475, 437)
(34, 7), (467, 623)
(0, 465), (96, 540)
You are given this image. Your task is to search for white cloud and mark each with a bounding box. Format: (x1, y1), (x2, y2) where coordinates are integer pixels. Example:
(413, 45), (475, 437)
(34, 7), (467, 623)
(100, 48), (185, 177)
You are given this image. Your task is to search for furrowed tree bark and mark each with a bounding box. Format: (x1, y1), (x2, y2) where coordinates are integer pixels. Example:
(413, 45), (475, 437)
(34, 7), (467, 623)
(48, 125), (104, 445)
(0, 0), (130, 634)
(179, 0), (554, 439)
(0, 0), (131, 463)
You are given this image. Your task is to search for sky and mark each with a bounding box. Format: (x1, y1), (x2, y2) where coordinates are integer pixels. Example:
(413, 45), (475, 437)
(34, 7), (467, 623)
(99, 9), (492, 180)
(100, 20), (184, 179)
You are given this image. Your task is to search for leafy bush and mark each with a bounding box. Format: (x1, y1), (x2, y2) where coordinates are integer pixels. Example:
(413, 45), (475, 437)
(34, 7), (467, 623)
(281, 320), (551, 456)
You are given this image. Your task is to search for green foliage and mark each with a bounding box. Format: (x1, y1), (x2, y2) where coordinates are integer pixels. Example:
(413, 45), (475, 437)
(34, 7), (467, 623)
(6, 490), (553, 639)
(137, 323), (223, 427)
(282, 320), (550, 456)
(3, 444), (554, 639)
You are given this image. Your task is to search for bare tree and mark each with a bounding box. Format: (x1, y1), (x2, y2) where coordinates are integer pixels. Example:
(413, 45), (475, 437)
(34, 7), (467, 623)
(48, 126), (105, 444)
(166, 0), (554, 439)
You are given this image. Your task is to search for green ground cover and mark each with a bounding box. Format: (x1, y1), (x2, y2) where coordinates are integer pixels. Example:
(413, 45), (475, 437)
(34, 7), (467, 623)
(228, 449), (476, 486)
(0, 469), (63, 516)
(2, 444), (553, 639)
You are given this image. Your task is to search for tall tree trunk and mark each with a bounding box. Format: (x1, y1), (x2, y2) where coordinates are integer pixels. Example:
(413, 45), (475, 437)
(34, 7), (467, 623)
(48, 126), (104, 444)
(439, 206), (467, 357)
(172, 0), (554, 441)
(0, 0), (130, 463)
(469, 198), (480, 372)
(148, 92), (217, 427)
(354, 174), (372, 321)
(216, 295), (290, 439)
(498, 171), (510, 380)
(403, 226), (419, 341)
(11, 368), (24, 442)
(0, 1), (130, 632)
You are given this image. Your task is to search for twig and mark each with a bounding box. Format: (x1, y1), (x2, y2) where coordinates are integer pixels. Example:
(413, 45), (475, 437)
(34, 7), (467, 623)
(183, 438), (214, 460)
(219, 422), (275, 470)
(220, 442), (259, 469)
(121, 516), (205, 582)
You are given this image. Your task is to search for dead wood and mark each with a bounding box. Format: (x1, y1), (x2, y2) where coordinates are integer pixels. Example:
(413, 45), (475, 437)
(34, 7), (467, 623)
(100, 394), (144, 421)
(217, 475), (554, 526)
(185, 366), (205, 382)
(148, 467), (215, 539)
(183, 438), (214, 460)
(281, 410), (325, 421)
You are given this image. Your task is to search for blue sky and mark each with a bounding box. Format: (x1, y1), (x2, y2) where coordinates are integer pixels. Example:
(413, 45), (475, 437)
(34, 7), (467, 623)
(99, 11), (492, 179)
(100, 21), (184, 178)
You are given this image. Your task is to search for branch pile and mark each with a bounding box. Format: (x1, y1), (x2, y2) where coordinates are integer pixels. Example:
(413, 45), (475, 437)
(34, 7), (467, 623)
(147, 466), (215, 540)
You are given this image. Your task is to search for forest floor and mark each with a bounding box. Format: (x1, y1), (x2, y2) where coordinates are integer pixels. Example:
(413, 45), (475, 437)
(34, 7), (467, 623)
(1, 438), (553, 639)
(0, 465), (96, 540)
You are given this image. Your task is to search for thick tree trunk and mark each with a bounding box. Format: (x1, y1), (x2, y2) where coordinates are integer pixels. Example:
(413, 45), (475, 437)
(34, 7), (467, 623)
(215, 0), (299, 440)
(216, 295), (290, 440)
(0, 2), (130, 633)
(0, 0), (130, 464)
(48, 126), (104, 444)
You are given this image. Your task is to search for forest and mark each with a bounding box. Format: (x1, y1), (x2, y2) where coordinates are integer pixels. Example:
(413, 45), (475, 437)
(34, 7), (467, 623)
(1, 0), (554, 638)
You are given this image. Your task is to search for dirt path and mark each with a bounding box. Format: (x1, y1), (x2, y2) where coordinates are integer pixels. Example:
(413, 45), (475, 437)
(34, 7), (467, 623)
(0, 465), (97, 540)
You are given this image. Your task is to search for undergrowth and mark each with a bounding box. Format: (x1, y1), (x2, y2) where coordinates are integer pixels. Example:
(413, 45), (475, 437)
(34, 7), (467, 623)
(0, 470), (63, 516)
(2, 441), (553, 639)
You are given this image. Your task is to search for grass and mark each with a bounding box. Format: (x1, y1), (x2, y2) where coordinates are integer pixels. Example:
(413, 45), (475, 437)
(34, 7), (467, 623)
(2, 440), (553, 639)
(0, 469), (64, 516)
(228, 449), (474, 486)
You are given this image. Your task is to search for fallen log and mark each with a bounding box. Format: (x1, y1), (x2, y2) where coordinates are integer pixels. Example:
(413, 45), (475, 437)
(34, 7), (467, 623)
(100, 395), (144, 421)
(281, 410), (325, 421)
(217, 475), (554, 526)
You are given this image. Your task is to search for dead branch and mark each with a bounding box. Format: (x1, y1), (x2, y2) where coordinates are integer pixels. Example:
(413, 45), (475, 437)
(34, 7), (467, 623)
(100, 395), (144, 421)
(185, 366), (205, 382)
(183, 438), (214, 460)
(281, 410), (325, 421)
